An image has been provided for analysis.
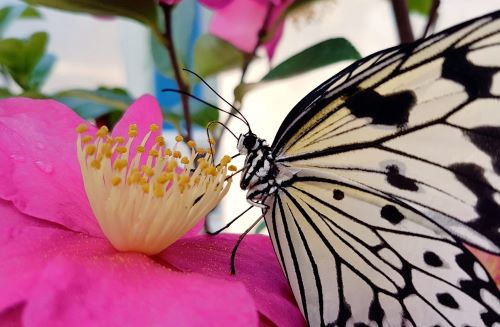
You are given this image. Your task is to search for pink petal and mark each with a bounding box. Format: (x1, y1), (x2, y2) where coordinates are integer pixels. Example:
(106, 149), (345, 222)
(0, 98), (101, 237)
(0, 202), (260, 325)
(199, 0), (233, 10)
(162, 234), (306, 326)
(111, 94), (163, 167)
(209, 0), (267, 53)
(23, 256), (258, 326)
(0, 200), (111, 311)
(208, 0), (289, 60)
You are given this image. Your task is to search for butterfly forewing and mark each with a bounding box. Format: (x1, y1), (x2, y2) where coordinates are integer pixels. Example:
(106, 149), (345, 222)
(273, 10), (500, 255)
(254, 9), (500, 327)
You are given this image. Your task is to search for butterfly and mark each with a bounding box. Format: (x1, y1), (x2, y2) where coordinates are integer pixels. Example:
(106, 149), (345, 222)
(234, 9), (500, 326)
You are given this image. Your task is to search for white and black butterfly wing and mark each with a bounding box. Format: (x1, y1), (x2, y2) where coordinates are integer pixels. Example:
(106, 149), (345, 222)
(263, 10), (500, 326)
(273, 10), (500, 254)
(265, 176), (500, 326)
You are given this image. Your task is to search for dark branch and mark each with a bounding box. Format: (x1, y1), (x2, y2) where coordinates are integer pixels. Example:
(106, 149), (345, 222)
(390, 0), (414, 43)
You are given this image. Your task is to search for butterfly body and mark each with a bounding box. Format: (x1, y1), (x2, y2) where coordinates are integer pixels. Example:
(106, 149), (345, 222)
(237, 10), (500, 327)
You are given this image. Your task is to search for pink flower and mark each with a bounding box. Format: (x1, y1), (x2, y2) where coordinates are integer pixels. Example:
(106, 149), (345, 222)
(159, 0), (182, 5)
(469, 247), (500, 287)
(201, 0), (292, 59)
(0, 96), (305, 326)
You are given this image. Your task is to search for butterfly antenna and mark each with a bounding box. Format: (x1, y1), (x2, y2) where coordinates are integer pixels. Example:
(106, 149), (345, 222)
(182, 68), (251, 129)
(162, 88), (249, 127)
(207, 120), (238, 140)
(205, 205), (253, 235)
(230, 213), (265, 275)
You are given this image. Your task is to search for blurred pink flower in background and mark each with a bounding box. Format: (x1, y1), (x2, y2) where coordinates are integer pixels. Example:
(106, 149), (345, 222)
(0, 96), (305, 326)
(201, 0), (293, 59)
(469, 247), (500, 287)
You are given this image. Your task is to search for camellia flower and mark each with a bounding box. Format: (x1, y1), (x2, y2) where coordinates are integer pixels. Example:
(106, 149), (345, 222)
(0, 95), (305, 326)
(200, 0), (293, 59)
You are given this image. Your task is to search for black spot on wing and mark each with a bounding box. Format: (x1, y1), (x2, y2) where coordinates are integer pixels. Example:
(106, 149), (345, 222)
(423, 251), (443, 267)
(465, 126), (500, 174)
(333, 189), (345, 200)
(344, 87), (416, 127)
(386, 165), (419, 191)
(442, 47), (497, 98)
(381, 205), (405, 224)
(436, 292), (460, 309)
(449, 163), (500, 248)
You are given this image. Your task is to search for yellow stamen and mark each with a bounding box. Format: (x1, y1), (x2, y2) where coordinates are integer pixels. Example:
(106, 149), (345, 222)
(175, 135), (183, 142)
(76, 123), (232, 255)
(228, 165), (237, 172)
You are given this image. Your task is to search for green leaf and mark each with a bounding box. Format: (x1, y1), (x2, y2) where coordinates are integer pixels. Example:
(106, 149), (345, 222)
(22, 0), (157, 25)
(27, 53), (55, 90)
(54, 87), (133, 119)
(191, 106), (219, 129)
(0, 4), (41, 37)
(408, 0), (432, 15)
(262, 38), (360, 81)
(0, 87), (12, 98)
(193, 34), (246, 78)
(0, 32), (49, 90)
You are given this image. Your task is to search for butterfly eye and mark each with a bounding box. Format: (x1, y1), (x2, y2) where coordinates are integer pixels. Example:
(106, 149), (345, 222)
(243, 134), (257, 150)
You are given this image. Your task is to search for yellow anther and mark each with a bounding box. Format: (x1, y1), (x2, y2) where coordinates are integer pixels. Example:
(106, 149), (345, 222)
(85, 145), (96, 156)
(111, 176), (122, 186)
(209, 138), (216, 145)
(175, 135), (183, 142)
(173, 151), (181, 159)
(155, 136), (166, 146)
(198, 159), (208, 170)
(116, 146), (127, 154)
(114, 136), (125, 144)
(157, 172), (173, 184)
(141, 183), (150, 194)
(127, 170), (141, 185)
(207, 148), (214, 155)
(113, 159), (128, 171)
(141, 165), (154, 177)
(76, 123), (88, 134)
(228, 165), (237, 172)
(82, 135), (93, 144)
(181, 157), (190, 165)
(128, 124), (138, 137)
(206, 166), (217, 176)
(197, 148), (206, 155)
(137, 146), (145, 153)
(90, 159), (101, 169)
(96, 126), (109, 138)
(153, 182), (165, 198)
(149, 149), (159, 157)
(166, 160), (177, 172)
(150, 124), (159, 132)
(187, 140), (196, 148)
(220, 155), (232, 166)
(164, 148), (172, 156)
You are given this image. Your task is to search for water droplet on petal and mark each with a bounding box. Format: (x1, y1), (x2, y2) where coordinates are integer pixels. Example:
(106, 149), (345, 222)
(34, 160), (53, 174)
(36, 142), (45, 150)
(9, 154), (25, 162)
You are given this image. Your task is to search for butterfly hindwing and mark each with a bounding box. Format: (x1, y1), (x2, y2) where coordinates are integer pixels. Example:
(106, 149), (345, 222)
(265, 176), (500, 326)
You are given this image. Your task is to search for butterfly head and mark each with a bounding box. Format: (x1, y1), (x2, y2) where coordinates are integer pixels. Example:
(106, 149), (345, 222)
(237, 132), (263, 155)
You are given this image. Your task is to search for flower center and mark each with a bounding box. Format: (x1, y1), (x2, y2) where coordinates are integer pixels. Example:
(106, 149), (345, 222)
(76, 123), (235, 255)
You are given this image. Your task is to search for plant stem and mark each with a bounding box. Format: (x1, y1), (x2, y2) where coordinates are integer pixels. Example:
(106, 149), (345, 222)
(390, 0), (414, 43)
(422, 0), (440, 38)
(156, 4), (192, 140)
(217, 1), (275, 143)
